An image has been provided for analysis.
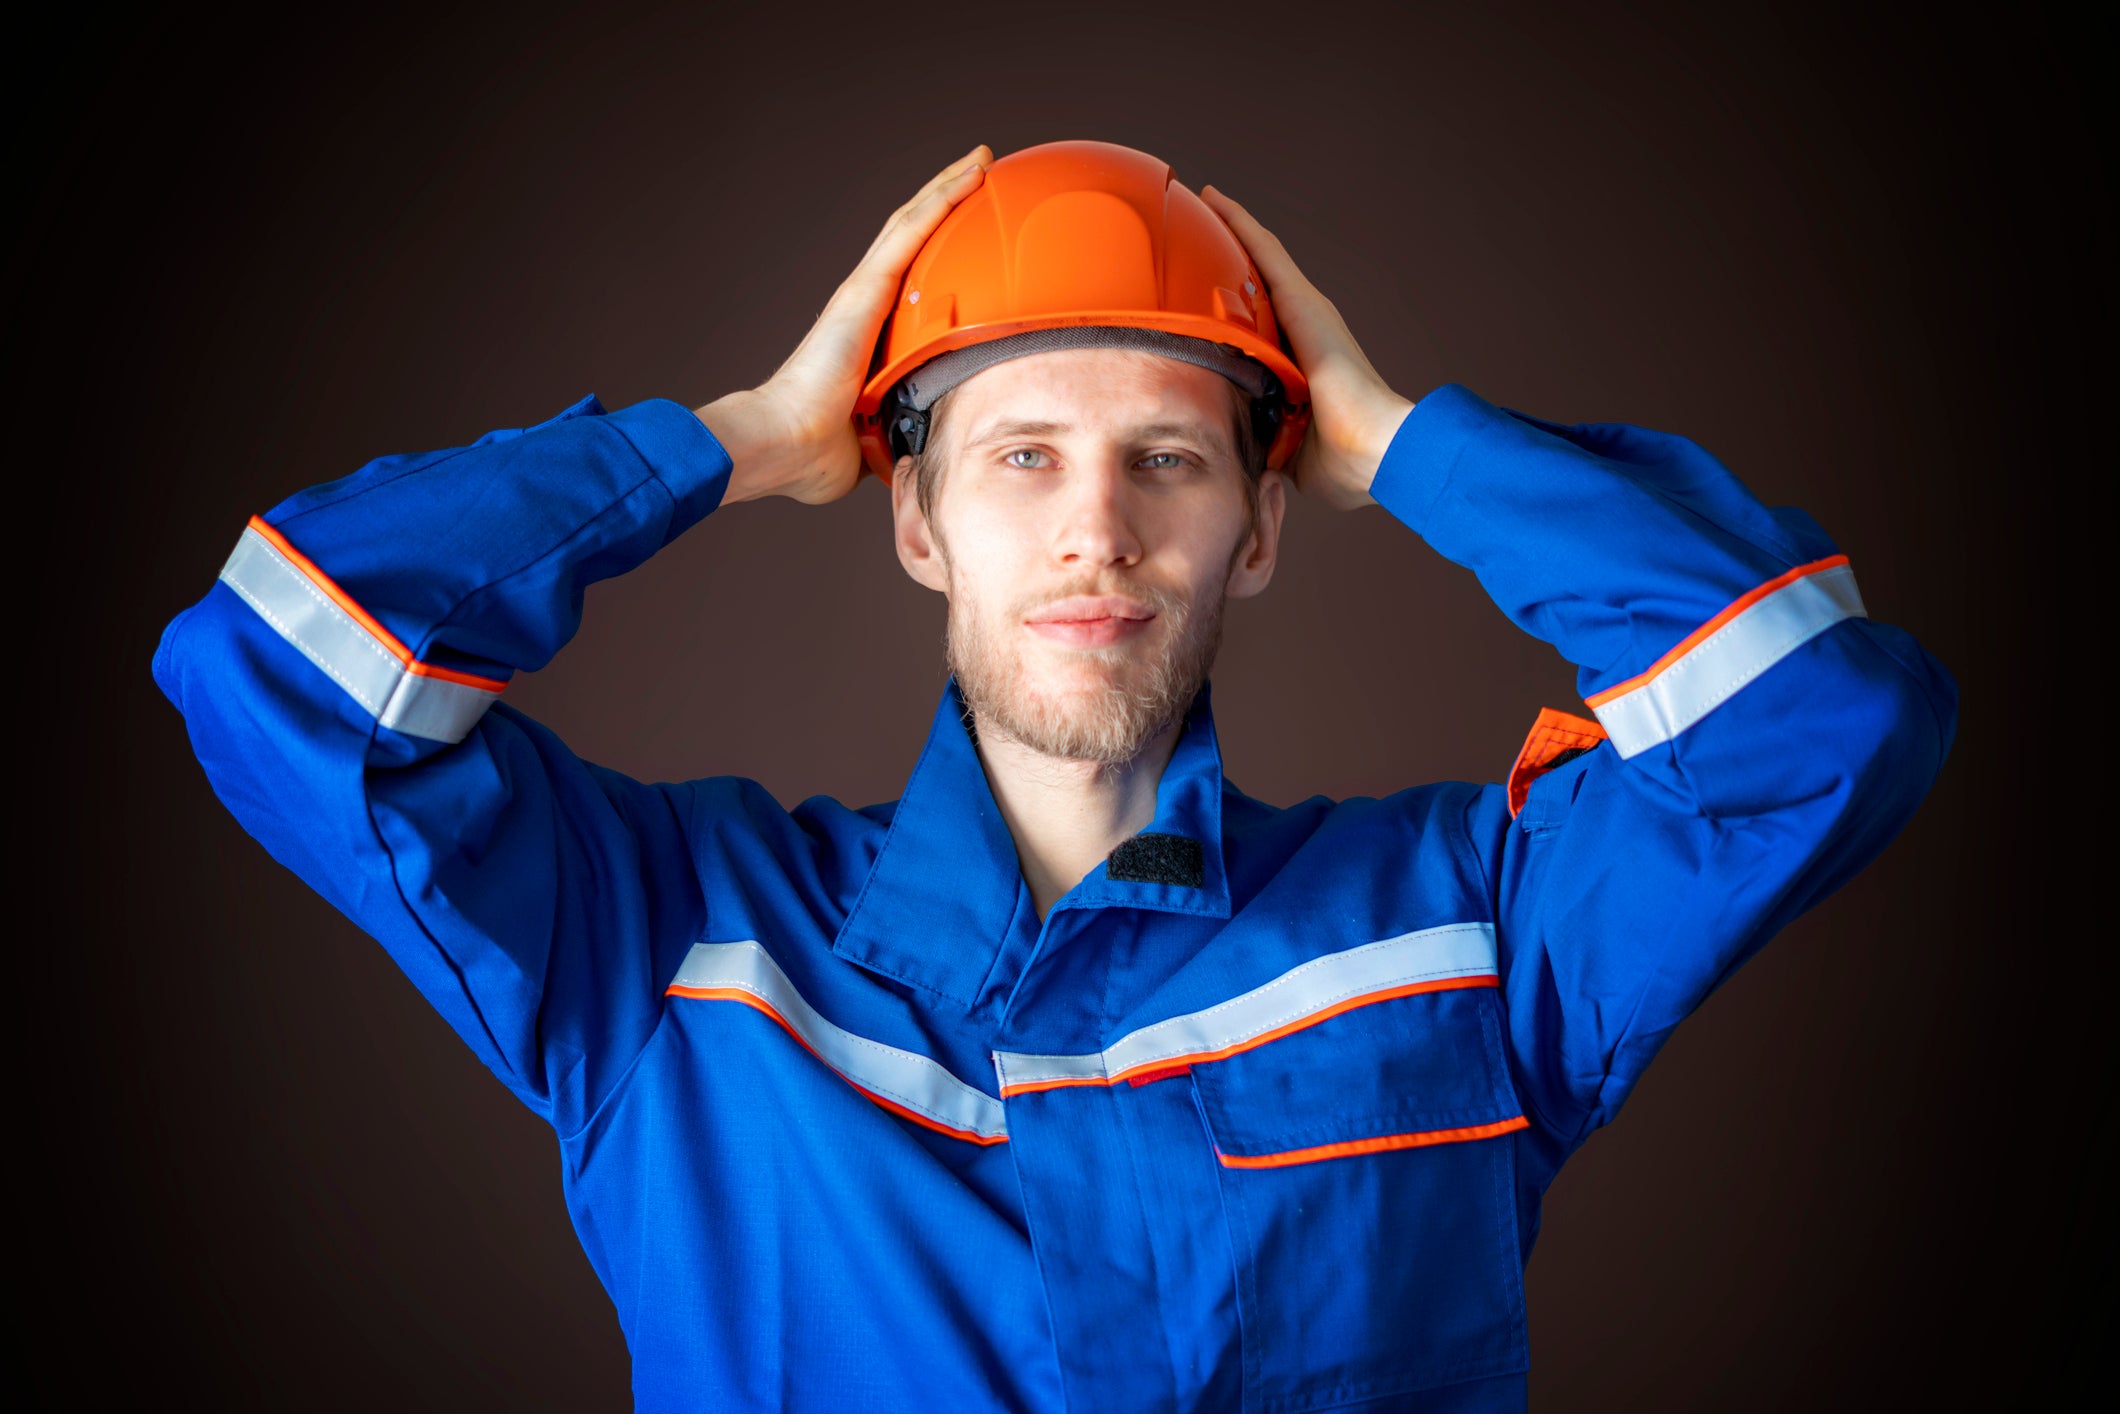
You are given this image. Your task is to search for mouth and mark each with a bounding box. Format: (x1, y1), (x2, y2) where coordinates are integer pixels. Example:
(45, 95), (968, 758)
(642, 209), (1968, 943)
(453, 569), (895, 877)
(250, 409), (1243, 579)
(1024, 595), (1158, 649)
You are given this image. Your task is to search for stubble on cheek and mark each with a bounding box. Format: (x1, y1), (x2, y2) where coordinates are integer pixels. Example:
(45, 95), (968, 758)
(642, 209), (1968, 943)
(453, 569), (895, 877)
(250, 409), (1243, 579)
(943, 568), (1227, 769)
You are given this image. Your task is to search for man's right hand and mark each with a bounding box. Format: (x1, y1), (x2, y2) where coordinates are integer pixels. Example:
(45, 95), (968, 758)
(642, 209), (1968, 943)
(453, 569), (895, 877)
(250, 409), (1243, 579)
(699, 145), (992, 505)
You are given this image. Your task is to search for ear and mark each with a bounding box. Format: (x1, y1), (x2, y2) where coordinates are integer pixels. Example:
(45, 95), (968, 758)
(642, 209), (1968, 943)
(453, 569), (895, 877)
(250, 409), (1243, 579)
(1225, 469), (1287, 600)
(892, 456), (950, 594)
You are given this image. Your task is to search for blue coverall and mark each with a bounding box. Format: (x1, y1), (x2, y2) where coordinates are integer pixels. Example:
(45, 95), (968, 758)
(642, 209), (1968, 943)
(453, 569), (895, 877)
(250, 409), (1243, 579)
(153, 383), (1957, 1411)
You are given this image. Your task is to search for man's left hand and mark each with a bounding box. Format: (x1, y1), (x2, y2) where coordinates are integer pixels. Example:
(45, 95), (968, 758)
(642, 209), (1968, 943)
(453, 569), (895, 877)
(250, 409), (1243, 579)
(1201, 186), (1415, 512)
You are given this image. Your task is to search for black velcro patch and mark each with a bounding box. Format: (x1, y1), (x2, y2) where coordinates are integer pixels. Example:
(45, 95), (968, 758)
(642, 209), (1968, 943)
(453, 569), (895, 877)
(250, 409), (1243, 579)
(1106, 832), (1205, 888)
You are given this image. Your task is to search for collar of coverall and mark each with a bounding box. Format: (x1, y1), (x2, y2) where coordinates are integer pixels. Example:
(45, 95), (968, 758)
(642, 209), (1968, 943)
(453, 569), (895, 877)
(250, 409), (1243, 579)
(832, 675), (1234, 1013)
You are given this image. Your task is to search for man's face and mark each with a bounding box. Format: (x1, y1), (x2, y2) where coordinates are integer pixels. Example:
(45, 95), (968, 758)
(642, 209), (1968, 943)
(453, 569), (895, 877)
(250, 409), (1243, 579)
(891, 348), (1286, 767)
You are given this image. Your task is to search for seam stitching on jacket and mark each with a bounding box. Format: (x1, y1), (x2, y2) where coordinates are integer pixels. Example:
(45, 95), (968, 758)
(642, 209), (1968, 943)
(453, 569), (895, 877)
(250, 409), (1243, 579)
(558, 781), (711, 1145)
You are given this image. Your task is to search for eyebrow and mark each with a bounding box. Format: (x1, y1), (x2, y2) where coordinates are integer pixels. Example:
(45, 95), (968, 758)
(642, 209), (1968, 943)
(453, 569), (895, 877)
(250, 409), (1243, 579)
(965, 418), (1228, 448)
(965, 419), (1070, 445)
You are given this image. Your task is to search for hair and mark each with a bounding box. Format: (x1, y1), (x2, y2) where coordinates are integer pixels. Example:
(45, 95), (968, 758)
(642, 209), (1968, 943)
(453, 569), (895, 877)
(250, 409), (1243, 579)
(907, 373), (1270, 533)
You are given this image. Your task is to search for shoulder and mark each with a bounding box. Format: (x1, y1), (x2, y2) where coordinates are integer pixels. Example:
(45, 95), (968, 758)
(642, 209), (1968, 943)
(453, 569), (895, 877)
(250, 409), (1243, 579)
(1222, 777), (1509, 913)
(1225, 776), (1501, 840)
(658, 774), (899, 901)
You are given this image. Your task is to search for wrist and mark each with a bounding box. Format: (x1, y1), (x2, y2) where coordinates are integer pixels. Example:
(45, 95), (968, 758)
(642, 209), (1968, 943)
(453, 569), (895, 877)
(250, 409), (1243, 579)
(1330, 393), (1413, 510)
(696, 389), (795, 504)
(1360, 395), (1417, 486)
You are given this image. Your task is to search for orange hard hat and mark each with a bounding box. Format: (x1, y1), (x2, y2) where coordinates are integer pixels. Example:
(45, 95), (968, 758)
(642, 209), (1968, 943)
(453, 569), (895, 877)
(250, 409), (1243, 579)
(855, 139), (1313, 483)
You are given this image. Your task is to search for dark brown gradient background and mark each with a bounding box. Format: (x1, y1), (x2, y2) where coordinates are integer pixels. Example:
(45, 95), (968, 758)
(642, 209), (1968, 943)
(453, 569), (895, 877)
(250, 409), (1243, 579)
(13, 1), (2105, 1408)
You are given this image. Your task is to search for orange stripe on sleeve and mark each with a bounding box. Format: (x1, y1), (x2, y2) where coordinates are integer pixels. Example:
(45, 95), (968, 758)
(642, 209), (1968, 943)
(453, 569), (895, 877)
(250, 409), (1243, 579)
(245, 515), (509, 693)
(1584, 554), (1850, 710)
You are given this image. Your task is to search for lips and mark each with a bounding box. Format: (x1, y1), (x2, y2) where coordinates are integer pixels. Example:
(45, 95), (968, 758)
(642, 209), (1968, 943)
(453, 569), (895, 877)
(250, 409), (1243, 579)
(1025, 595), (1156, 626)
(1025, 594), (1158, 649)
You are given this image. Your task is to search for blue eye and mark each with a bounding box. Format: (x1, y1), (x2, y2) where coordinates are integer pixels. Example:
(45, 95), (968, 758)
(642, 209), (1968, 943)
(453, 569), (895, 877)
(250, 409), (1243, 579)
(1140, 453), (1185, 470)
(1006, 449), (1044, 469)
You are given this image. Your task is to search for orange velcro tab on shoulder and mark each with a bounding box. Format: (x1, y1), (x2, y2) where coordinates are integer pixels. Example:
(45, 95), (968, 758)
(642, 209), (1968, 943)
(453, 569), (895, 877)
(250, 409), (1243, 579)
(1507, 708), (1609, 818)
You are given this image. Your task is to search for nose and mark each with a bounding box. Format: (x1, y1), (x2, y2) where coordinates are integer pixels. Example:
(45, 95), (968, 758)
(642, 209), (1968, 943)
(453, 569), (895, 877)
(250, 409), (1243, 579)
(1050, 456), (1143, 570)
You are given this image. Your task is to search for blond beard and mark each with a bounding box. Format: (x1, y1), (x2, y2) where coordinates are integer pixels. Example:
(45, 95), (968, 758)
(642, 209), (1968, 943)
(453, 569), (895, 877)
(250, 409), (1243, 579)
(945, 572), (1226, 771)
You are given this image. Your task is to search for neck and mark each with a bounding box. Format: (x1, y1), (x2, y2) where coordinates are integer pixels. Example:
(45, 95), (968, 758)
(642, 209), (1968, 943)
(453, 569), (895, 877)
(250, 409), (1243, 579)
(972, 712), (1186, 921)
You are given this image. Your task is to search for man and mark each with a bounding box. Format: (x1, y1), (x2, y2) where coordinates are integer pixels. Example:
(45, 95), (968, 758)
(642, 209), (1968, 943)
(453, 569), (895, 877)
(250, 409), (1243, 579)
(154, 140), (1956, 1411)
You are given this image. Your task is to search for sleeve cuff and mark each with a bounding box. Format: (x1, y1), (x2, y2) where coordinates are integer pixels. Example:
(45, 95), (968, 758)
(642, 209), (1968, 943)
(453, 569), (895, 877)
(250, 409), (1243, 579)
(1367, 383), (1505, 535)
(605, 398), (736, 537)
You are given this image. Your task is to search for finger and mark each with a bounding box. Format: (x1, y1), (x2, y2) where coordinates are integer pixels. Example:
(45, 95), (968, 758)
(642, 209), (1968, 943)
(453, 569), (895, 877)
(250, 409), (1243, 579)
(1200, 184), (1361, 373)
(839, 163), (986, 308)
(873, 145), (993, 247)
(898, 153), (991, 239)
(1199, 185), (1315, 301)
(850, 147), (991, 278)
(918, 144), (994, 200)
(792, 149), (991, 380)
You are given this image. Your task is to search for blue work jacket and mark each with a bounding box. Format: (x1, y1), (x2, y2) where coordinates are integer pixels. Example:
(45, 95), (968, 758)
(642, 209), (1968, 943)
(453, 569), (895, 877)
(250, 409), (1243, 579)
(153, 384), (1956, 1411)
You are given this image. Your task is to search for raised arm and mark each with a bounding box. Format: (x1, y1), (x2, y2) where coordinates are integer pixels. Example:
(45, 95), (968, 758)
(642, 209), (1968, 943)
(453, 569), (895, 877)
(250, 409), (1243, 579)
(1203, 186), (1957, 1148)
(152, 147), (993, 1135)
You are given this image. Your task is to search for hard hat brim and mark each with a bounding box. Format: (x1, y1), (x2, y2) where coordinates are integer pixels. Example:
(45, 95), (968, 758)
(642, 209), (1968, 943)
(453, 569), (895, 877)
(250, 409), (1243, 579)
(856, 313), (1311, 483)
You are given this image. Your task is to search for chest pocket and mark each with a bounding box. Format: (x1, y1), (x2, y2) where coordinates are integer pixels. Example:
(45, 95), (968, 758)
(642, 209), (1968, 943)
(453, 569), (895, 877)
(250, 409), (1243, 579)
(1188, 983), (1532, 1409)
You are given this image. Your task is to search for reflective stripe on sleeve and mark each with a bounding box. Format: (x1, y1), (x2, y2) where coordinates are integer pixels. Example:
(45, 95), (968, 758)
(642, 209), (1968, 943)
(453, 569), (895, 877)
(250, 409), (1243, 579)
(217, 517), (505, 744)
(666, 941), (1010, 1145)
(992, 922), (1499, 1097)
(1586, 555), (1866, 759)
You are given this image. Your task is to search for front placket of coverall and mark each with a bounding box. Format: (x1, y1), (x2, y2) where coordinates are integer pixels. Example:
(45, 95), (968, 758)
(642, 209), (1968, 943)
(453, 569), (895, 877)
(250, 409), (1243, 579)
(995, 902), (1237, 1414)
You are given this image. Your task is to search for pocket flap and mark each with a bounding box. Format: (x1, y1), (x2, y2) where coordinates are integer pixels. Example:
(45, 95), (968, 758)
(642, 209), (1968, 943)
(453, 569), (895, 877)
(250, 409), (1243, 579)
(1191, 984), (1525, 1167)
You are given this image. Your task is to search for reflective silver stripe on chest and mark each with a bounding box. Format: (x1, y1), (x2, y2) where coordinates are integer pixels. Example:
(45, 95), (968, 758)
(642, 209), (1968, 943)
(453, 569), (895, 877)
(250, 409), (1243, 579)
(992, 921), (1499, 1096)
(667, 940), (1009, 1143)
